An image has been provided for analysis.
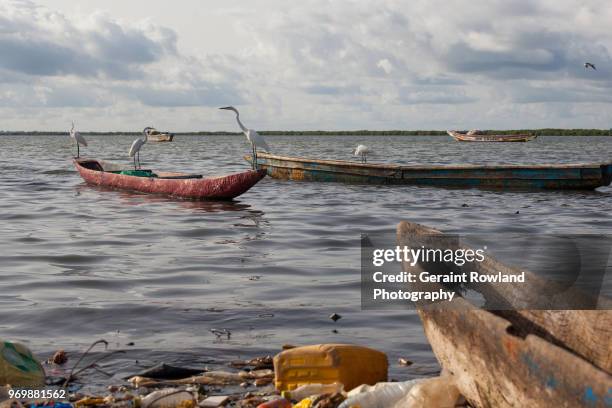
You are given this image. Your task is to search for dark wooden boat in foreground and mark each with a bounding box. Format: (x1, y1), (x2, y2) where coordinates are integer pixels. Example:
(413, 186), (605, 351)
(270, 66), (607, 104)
(246, 153), (612, 190)
(74, 159), (266, 200)
(447, 130), (537, 142)
(397, 221), (612, 408)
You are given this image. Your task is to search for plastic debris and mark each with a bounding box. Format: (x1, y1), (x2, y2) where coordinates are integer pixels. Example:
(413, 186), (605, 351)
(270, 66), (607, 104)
(239, 395), (267, 407)
(0, 340), (45, 387)
(274, 344), (388, 392)
(329, 313), (342, 322)
(392, 376), (462, 408)
(199, 395), (229, 407)
(256, 397), (292, 408)
(140, 388), (195, 408)
(229, 356), (273, 370)
(2, 342), (451, 408)
(50, 350), (68, 365)
(293, 397), (313, 408)
(338, 379), (423, 408)
(129, 369), (273, 388)
(310, 393), (345, 408)
(254, 378), (273, 387)
(75, 397), (106, 407)
(283, 383), (343, 401)
(250, 356), (274, 370)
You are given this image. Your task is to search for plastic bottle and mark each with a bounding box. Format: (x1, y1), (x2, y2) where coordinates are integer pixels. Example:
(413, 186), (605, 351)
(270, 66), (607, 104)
(338, 379), (422, 408)
(293, 397), (313, 408)
(392, 376), (461, 408)
(256, 397), (292, 408)
(140, 388), (195, 408)
(284, 382), (344, 401)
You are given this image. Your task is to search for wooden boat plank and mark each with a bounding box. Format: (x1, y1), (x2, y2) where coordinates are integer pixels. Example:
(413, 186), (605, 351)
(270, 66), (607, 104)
(399, 167), (588, 180)
(397, 221), (612, 371)
(396, 221), (612, 407)
(253, 153), (606, 171)
(418, 306), (611, 408)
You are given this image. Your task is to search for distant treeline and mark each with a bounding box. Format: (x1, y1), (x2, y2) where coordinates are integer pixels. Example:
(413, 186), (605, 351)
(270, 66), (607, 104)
(1, 129), (611, 136)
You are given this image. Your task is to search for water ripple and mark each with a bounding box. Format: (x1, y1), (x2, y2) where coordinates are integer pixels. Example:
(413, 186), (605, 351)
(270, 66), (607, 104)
(0, 134), (610, 389)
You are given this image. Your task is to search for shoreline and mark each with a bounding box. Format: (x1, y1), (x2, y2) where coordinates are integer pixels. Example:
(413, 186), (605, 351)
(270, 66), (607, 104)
(2, 130), (612, 136)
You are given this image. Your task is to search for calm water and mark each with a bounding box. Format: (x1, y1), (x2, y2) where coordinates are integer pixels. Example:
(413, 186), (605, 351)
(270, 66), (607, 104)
(1, 135), (611, 387)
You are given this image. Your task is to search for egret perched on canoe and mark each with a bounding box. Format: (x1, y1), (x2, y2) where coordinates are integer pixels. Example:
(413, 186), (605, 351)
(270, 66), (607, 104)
(129, 127), (150, 169)
(353, 144), (371, 163)
(69, 121), (87, 158)
(219, 106), (270, 169)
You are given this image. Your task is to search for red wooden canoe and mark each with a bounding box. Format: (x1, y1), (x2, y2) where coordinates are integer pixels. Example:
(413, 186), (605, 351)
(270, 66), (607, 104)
(74, 158), (266, 200)
(447, 130), (537, 142)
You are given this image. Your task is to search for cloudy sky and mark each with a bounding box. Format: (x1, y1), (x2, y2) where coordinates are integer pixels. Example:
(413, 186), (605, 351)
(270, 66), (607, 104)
(1, 0), (611, 131)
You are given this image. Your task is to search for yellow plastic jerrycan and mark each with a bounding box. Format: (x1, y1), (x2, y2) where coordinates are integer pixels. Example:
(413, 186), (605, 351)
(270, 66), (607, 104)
(0, 340), (45, 386)
(273, 344), (388, 392)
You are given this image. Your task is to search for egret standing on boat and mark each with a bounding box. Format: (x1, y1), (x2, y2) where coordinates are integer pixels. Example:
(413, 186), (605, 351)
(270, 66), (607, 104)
(353, 144), (371, 163)
(219, 106), (270, 169)
(129, 127), (150, 169)
(69, 121), (87, 158)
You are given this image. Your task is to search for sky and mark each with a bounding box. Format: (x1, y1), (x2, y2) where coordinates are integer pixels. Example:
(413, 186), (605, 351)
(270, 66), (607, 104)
(1, 0), (612, 131)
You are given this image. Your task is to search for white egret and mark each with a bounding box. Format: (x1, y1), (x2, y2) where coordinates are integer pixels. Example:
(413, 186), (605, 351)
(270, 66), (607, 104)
(584, 62), (597, 70)
(219, 106), (270, 169)
(129, 127), (150, 169)
(69, 121), (88, 158)
(353, 144), (371, 163)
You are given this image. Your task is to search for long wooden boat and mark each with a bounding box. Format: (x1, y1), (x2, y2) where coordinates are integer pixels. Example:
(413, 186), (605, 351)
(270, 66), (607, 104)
(246, 153), (612, 190)
(397, 221), (612, 408)
(74, 158), (265, 200)
(146, 128), (174, 142)
(447, 130), (537, 142)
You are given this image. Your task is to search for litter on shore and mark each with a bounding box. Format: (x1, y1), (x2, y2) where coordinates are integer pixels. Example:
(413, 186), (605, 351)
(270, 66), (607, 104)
(1, 341), (467, 408)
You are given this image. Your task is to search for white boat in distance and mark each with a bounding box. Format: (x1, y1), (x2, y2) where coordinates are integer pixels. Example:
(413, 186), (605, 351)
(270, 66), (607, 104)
(145, 127), (174, 142)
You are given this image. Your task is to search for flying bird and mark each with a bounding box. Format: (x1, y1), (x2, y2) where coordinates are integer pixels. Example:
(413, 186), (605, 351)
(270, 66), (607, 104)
(353, 144), (371, 163)
(129, 127), (150, 169)
(584, 62), (597, 70)
(219, 106), (270, 169)
(69, 121), (88, 158)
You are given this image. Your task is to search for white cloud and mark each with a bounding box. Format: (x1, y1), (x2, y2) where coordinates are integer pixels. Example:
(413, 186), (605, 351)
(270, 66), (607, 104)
(2, 0), (612, 130)
(0, 0), (241, 129)
(377, 59), (394, 74)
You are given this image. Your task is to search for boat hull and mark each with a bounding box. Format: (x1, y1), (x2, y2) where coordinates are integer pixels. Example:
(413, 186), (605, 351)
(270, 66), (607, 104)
(447, 130), (537, 142)
(147, 133), (174, 142)
(397, 221), (612, 408)
(246, 153), (612, 190)
(74, 159), (265, 200)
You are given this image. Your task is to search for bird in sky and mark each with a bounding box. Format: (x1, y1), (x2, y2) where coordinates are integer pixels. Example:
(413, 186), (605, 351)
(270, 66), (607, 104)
(584, 62), (597, 70)
(354, 144), (371, 163)
(129, 127), (150, 169)
(69, 121), (88, 158)
(219, 106), (270, 170)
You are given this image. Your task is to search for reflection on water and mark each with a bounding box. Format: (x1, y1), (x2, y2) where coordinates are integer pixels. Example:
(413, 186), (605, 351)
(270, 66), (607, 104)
(75, 183), (261, 214)
(0, 134), (610, 389)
